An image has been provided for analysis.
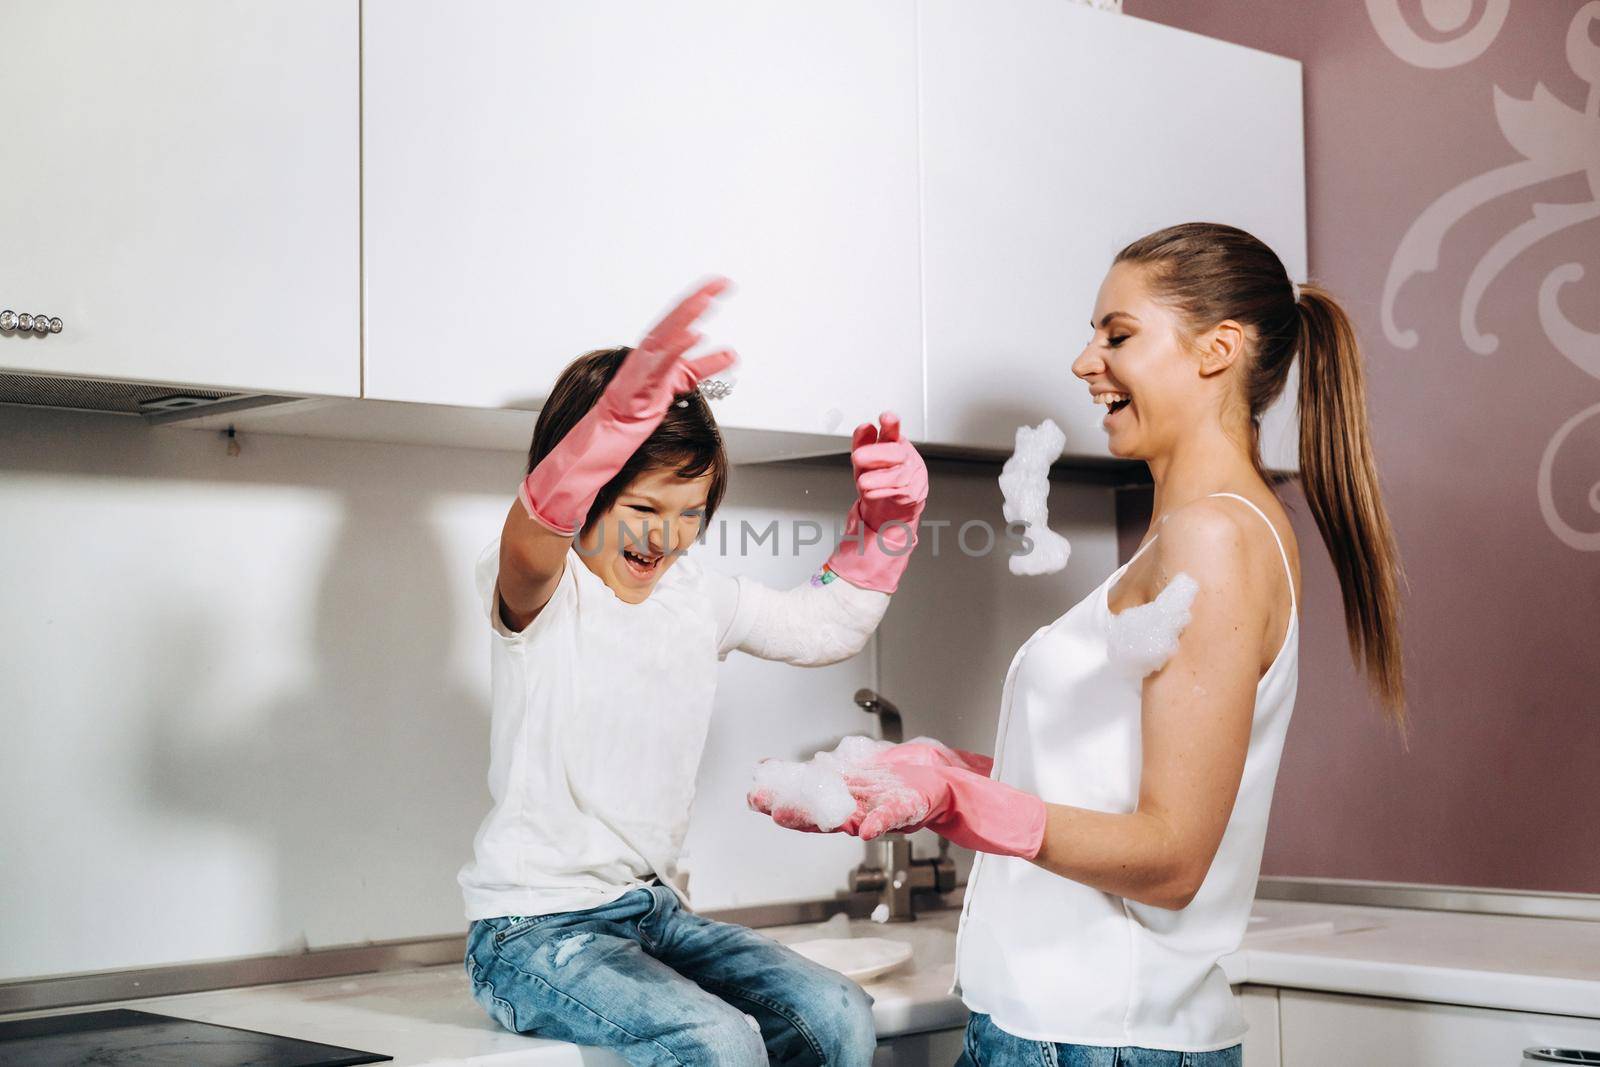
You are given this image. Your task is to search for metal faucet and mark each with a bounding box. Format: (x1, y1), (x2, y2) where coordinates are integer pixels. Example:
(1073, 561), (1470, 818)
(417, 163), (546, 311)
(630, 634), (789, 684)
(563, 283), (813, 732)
(847, 689), (956, 921)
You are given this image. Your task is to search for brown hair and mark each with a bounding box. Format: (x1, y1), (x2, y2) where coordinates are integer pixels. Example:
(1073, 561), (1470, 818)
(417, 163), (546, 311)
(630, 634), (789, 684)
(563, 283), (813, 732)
(527, 346), (730, 533)
(1115, 222), (1409, 743)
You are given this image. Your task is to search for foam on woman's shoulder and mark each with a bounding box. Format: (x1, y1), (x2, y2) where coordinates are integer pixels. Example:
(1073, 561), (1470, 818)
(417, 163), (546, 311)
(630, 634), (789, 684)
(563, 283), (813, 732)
(1106, 572), (1199, 680)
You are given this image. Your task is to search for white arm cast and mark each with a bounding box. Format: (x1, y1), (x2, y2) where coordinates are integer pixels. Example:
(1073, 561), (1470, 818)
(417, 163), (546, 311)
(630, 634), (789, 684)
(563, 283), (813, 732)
(706, 567), (889, 667)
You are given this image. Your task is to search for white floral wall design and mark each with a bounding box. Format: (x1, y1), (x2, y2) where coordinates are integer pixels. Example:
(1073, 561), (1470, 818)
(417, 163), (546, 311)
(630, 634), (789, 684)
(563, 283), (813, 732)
(1370, 0), (1600, 550)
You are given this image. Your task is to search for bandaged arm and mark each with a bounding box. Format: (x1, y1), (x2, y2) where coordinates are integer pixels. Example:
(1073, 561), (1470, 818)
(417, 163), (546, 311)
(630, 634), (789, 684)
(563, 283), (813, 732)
(705, 567), (889, 667)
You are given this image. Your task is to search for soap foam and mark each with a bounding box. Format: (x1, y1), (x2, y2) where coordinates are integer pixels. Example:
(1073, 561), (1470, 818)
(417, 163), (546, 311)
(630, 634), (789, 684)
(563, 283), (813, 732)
(750, 760), (857, 831)
(1106, 572), (1200, 679)
(999, 419), (1072, 576)
(749, 735), (897, 831)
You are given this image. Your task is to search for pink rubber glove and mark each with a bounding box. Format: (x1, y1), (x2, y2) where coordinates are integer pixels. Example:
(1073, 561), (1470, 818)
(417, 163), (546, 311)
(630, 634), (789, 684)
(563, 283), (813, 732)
(746, 740), (995, 836)
(823, 412), (929, 594)
(747, 742), (1044, 859)
(846, 762), (1046, 859)
(875, 739), (993, 776)
(517, 278), (737, 535)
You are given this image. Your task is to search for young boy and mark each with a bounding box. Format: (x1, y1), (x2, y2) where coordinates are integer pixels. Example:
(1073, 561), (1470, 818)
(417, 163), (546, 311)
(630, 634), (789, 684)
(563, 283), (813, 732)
(459, 279), (929, 1065)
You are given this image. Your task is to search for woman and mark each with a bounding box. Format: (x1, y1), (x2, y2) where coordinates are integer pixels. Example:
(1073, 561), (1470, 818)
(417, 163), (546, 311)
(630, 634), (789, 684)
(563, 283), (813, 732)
(754, 223), (1407, 1064)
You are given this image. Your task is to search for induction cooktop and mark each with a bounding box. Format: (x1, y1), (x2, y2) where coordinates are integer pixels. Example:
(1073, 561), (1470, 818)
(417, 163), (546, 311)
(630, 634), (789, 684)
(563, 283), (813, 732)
(0, 1007), (393, 1066)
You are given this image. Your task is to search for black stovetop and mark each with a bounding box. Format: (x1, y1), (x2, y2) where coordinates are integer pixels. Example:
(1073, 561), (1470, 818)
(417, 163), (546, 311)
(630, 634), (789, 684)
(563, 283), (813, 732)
(0, 1007), (392, 1066)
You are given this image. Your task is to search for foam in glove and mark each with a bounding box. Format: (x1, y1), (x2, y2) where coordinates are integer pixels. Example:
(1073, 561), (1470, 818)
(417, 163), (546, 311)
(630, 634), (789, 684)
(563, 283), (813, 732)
(999, 418), (1072, 576)
(750, 736), (894, 831)
(750, 734), (957, 832)
(749, 759), (858, 831)
(1106, 572), (1199, 679)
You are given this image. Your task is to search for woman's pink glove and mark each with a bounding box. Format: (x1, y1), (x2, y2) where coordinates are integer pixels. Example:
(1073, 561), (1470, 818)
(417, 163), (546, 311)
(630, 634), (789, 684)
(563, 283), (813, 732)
(746, 740), (987, 833)
(824, 412), (929, 594)
(742, 739), (966, 838)
(875, 739), (993, 776)
(847, 762), (1046, 859)
(747, 740), (1043, 859)
(518, 278), (737, 535)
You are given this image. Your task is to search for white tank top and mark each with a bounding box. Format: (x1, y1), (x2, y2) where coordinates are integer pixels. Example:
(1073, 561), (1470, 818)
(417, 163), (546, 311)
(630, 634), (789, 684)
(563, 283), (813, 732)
(950, 492), (1299, 1053)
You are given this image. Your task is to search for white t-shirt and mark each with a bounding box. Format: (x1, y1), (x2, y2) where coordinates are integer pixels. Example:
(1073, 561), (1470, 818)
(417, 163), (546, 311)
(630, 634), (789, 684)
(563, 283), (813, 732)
(457, 540), (759, 922)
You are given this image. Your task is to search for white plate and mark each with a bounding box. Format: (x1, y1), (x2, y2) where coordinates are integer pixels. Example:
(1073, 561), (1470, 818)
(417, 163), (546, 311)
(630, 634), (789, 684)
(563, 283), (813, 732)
(785, 936), (914, 983)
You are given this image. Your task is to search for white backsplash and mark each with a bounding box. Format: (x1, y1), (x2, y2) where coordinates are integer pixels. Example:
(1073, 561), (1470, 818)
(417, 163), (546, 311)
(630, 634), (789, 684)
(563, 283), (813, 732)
(0, 407), (1116, 980)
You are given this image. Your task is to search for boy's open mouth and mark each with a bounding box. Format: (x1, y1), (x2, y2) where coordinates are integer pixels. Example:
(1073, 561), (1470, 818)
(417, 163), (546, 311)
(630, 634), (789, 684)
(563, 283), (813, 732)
(622, 548), (661, 579)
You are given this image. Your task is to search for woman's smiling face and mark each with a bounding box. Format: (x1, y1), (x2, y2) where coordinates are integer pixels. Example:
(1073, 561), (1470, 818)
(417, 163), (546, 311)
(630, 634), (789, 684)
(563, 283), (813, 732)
(576, 465), (713, 604)
(1072, 261), (1215, 460)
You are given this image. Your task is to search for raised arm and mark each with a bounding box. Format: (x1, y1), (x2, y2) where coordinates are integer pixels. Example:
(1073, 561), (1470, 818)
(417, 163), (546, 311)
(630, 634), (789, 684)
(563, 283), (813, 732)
(705, 411), (928, 666)
(496, 279), (736, 632)
(707, 567), (889, 667)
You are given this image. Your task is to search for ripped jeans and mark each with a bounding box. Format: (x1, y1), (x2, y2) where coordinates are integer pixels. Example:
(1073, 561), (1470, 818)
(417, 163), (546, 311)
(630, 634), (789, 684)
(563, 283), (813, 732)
(464, 884), (878, 1066)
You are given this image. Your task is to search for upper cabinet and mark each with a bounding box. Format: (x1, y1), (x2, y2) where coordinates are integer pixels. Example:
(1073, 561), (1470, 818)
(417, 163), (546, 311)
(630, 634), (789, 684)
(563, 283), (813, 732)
(0, 1), (360, 397)
(362, 1), (925, 440)
(3, 1), (1303, 471)
(918, 0), (1306, 471)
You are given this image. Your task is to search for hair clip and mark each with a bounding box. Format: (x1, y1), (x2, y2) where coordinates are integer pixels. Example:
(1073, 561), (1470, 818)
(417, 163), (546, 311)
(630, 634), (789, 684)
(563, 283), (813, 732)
(674, 378), (734, 408)
(1290, 279), (1303, 304)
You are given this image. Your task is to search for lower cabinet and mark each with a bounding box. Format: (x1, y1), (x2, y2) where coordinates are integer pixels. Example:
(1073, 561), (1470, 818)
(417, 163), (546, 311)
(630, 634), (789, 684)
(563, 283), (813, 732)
(874, 1027), (967, 1066)
(1239, 984), (1282, 1067)
(865, 988), (1600, 1066)
(1277, 989), (1600, 1067)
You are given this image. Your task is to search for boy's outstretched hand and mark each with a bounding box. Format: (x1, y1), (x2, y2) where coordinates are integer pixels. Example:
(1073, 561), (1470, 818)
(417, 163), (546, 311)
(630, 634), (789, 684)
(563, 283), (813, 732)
(848, 412), (929, 536)
(517, 277), (736, 537)
(602, 278), (738, 424)
(823, 412), (929, 594)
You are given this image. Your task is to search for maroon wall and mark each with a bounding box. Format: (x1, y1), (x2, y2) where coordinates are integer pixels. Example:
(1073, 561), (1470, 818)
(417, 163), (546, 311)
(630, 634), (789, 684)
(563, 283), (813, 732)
(1120, 1), (1600, 892)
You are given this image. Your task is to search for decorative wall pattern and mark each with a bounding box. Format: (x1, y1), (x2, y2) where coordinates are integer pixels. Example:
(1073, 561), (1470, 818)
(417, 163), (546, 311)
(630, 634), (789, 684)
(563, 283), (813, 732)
(1129, 0), (1600, 894)
(1371, 1), (1600, 550)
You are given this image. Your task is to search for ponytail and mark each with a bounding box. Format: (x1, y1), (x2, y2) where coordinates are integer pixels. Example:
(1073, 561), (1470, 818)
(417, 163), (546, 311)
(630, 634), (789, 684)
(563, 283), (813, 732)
(1295, 285), (1411, 744)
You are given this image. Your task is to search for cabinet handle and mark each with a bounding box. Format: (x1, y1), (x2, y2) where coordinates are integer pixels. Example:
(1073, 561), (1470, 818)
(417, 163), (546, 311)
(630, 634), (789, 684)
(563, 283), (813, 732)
(0, 310), (63, 334)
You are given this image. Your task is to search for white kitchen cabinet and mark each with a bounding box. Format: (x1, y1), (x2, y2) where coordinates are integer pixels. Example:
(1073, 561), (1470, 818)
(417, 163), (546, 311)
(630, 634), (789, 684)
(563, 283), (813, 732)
(1239, 984), (1283, 1067)
(918, 0), (1306, 471)
(0, 1), (359, 397)
(362, 1), (924, 440)
(1278, 989), (1600, 1066)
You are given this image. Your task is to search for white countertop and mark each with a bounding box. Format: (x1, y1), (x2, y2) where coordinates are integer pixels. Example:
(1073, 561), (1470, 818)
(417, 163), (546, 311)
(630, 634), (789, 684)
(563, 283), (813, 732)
(6, 899), (1598, 1064)
(1232, 898), (1600, 1018)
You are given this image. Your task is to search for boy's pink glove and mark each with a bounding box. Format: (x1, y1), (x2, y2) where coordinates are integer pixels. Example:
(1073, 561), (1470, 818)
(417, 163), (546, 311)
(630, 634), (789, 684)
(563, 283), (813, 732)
(517, 278), (737, 535)
(747, 740), (1043, 859)
(824, 412), (929, 594)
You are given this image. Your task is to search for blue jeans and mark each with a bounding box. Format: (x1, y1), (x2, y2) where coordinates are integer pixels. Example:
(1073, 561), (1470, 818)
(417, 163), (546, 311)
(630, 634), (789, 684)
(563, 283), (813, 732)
(465, 884), (878, 1066)
(956, 1011), (1243, 1066)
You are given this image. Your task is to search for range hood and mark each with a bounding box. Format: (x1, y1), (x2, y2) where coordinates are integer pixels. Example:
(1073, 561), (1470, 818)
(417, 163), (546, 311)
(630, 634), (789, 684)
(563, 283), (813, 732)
(0, 371), (296, 423)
